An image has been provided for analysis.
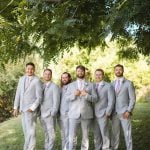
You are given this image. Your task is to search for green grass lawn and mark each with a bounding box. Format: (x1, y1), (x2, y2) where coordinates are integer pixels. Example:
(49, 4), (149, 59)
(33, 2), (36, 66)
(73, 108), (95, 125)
(0, 103), (150, 150)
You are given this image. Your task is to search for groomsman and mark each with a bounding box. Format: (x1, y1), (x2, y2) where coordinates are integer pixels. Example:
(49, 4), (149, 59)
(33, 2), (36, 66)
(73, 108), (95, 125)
(40, 69), (60, 150)
(66, 65), (97, 150)
(94, 69), (115, 150)
(111, 64), (136, 150)
(13, 62), (43, 150)
(59, 72), (72, 150)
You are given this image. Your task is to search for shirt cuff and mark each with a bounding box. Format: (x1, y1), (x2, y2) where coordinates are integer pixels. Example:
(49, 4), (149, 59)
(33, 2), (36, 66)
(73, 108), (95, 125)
(14, 106), (18, 110)
(29, 104), (37, 111)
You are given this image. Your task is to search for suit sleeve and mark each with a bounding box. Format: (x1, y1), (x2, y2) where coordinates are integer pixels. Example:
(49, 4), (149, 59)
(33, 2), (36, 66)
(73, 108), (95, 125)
(14, 78), (21, 110)
(85, 83), (98, 102)
(30, 79), (43, 111)
(106, 85), (115, 115)
(127, 82), (136, 112)
(66, 83), (77, 101)
(51, 85), (60, 115)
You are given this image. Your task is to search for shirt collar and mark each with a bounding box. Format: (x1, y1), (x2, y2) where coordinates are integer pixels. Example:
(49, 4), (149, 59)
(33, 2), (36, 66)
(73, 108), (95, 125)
(96, 80), (104, 86)
(45, 81), (51, 86)
(77, 79), (85, 83)
(116, 77), (124, 83)
(26, 75), (34, 80)
(77, 78), (85, 81)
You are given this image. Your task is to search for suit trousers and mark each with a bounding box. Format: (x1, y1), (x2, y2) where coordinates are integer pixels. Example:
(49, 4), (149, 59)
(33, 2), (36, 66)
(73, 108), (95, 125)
(93, 119), (102, 150)
(97, 116), (110, 150)
(111, 114), (132, 150)
(59, 115), (69, 150)
(69, 118), (92, 150)
(22, 111), (37, 150)
(40, 115), (55, 150)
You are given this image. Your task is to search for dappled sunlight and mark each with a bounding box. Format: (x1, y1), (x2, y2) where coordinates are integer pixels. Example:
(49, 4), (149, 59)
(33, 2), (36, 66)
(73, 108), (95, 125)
(132, 119), (142, 123)
(0, 116), (22, 139)
(0, 129), (16, 138)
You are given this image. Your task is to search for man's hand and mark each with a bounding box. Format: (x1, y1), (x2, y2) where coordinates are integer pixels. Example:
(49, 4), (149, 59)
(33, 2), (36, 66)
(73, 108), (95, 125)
(75, 89), (81, 96)
(80, 90), (88, 96)
(13, 109), (19, 117)
(123, 111), (130, 119)
(28, 109), (33, 113)
(105, 113), (111, 119)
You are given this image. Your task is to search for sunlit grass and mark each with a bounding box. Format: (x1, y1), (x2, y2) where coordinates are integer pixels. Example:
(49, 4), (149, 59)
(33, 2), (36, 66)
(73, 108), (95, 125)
(0, 103), (150, 150)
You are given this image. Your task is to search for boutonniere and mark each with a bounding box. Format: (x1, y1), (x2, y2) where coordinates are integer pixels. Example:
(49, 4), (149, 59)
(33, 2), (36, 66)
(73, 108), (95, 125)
(84, 82), (88, 86)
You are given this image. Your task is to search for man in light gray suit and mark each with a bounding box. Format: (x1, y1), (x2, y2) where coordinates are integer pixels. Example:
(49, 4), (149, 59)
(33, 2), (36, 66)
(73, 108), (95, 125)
(40, 69), (60, 150)
(67, 65), (97, 150)
(94, 69), (115, 150)
(111, 64), (136, 150)
(59, 72), (72, 150)
(13, 62), (43, 150)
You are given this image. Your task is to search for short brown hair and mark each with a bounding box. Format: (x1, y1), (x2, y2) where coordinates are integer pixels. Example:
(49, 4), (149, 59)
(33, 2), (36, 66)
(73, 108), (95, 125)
(114, 64), (124, 71)
(44, 68), (52, 74)
(26, 62), (35, 68)
(76, 65), (86, 72)
(95, 69), (104, 76)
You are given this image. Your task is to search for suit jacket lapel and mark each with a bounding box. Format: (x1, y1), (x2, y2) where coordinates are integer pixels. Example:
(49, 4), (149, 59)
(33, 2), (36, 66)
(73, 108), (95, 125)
(113, 80), (120, 95)
(98, 81), (105, 92)
(112, 81), (115, 88)
(44, 82), (52, 94)
(115, 77), (126, 95)
(75, 81), (78, 89)
(118, 78), (126, 94)
(24, 76), (34, 92)
(101, 81), (105, 89)
(84, 81), (89, 90)
(23, 76), (26, 93)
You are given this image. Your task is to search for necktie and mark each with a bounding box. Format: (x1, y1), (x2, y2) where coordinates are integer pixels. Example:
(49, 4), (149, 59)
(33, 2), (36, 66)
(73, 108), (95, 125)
(116, 80), (121, 93)
(96, 83), (99, 92)
(79, 80), (83, 90)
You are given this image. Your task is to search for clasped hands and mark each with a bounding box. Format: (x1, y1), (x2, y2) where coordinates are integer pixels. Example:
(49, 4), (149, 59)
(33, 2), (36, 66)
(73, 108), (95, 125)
(74, 89), (88, 97)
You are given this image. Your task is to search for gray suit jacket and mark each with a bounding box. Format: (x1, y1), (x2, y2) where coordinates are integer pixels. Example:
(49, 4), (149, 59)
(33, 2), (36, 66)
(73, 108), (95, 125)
(40, 81), (60, 118)
(14, 75), (43, 112)
(112, 78), (136, 114)
(66, 80), (97, 119)
(94, 81), (115, 118)
(60, 85), (69, 116)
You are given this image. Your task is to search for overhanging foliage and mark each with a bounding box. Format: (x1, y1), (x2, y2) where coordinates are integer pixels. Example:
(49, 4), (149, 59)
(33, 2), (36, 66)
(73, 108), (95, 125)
(0, 0), (149, 63)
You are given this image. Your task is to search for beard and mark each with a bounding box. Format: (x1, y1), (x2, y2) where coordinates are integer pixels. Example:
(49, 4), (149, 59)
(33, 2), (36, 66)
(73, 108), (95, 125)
(77, 74), (85, 79)
(115, 73), (123, 77)
(62, 80), (70, 86)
